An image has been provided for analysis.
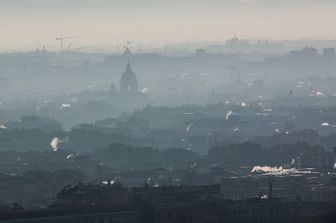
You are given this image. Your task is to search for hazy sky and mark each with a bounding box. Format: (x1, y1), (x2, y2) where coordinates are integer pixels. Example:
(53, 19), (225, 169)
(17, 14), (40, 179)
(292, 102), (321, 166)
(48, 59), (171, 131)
(1, 0), (336, 51)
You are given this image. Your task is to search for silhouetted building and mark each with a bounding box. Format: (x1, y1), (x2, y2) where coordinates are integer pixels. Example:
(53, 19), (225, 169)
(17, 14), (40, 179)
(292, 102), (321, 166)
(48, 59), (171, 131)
(289, 47), (318, 62)
(321, 48), (336, 75)
(299, 148), (336, 171)
(322, 48), (335, 61)
(1, 183), (335, 223)
(133, 184), (221, 204)
(51, 181), (132, 207)
(194, 48), (207, 57)
(221, 173), (336, 202)
(288, 47), (319, 75)
(110, 82), (117, 93)
(120, 60), (138, 94)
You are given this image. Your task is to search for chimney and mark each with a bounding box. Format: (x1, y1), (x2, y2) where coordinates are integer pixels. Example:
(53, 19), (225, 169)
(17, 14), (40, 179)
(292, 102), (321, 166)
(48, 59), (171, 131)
(268, 181), (273, 199)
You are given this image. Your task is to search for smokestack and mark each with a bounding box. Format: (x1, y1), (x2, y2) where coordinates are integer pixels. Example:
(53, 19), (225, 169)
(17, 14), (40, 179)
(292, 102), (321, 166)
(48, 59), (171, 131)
(269, 181), (273, 199)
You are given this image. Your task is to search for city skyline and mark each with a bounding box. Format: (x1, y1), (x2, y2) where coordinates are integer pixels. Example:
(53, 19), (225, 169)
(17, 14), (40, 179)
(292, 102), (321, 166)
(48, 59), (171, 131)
(1, 0), (336, 51)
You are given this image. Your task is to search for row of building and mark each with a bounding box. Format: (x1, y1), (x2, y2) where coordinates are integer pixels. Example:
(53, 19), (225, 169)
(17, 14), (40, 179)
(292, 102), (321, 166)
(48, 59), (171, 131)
(0, 179), (335, 223)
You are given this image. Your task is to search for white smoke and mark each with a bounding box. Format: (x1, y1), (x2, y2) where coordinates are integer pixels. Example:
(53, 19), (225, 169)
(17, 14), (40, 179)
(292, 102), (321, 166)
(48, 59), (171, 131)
(291, 158), (295, 165)
(252, 166), (283, 173)
(256, 112), (269, 116)
(251, 166), (312, 175)
(50, 137), (68, 152)
(60, 103), (71, 110)
(50, 137), (61, 151)
(190, 162), (197, 170)
(141, 87), (149, 94)
(186, 122), (194, 133)
(102, 180), (115, 185)
(226, 110), (233, 120)
(66, 154), (75, 159)
(240, 102), (247, 107)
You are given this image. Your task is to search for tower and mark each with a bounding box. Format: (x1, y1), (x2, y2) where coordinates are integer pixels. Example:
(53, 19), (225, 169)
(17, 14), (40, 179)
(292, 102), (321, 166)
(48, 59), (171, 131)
(120, 60), (138, 94)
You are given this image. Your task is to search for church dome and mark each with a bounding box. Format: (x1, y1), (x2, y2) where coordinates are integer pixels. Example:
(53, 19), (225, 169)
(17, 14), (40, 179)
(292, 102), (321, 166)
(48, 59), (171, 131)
(120, 61), (138, 94)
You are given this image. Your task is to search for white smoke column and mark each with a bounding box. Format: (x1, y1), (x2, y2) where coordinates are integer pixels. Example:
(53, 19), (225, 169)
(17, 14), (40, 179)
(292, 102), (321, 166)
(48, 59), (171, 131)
(251, 166), (312, 175)
(291, 159), (295, 165)
(190, 162), (197, 170)
(240, 102), (247, 107)
(60, 103), (71, 110)
(252, 166), (283, 173)
(66, 154), (75, 159)
(141, 87), (149, 94)
(186, 122), (194, 133)
(226, 111), (233, 120)
(50, 137), (67, 152)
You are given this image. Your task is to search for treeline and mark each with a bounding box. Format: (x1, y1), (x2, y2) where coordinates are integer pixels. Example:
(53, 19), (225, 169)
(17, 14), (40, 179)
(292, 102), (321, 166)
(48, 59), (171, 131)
(253, 129), (336, 149)
(0, 144), (200, 173)
(94, 143), (200, 169)
(2, 115), (336, 155)
(208, 141), (328, 167)
(1, 141), (331, 175)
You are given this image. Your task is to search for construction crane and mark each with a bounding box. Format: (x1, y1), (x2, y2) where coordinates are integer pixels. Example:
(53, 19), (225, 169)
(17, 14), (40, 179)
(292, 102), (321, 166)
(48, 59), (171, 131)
(56, 35), (77, 53)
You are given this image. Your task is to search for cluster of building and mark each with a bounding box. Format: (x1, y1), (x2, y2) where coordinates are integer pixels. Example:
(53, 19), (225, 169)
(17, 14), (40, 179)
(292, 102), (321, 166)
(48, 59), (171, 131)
(0, 175), (335, 223)
(221, 172), (336, 202)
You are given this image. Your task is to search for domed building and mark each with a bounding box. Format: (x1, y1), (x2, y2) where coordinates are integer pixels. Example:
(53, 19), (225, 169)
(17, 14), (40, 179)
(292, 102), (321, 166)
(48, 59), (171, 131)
(120, 61), (138, 94)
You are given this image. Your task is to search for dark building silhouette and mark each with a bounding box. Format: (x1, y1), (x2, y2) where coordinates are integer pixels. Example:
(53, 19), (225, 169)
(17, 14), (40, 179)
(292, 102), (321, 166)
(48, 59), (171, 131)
(51, 181), (132, 207)
(110, 82), (117, 93)
(120, 60), (138, 94)
(322, 48), (335, 61)
(1, 183), (336, 223)
(321, 48), (336, 75)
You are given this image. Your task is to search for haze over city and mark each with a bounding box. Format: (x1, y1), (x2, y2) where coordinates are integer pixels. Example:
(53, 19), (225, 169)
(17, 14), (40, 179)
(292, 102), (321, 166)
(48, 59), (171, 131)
(1, 0), (336, 51)
(0, 1), (336, 222)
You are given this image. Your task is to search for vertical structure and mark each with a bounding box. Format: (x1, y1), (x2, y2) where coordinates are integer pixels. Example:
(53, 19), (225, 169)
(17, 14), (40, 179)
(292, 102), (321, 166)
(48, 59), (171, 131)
(120, 60), (138, 94)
